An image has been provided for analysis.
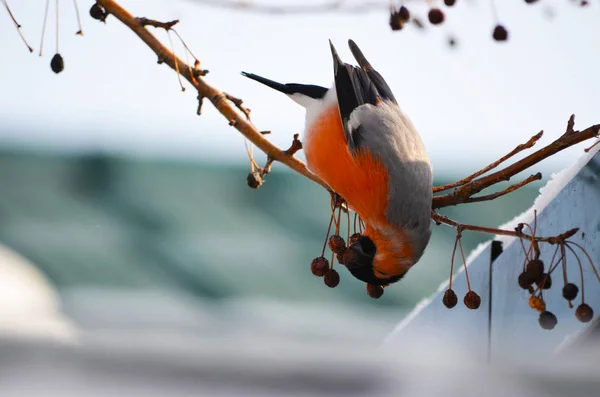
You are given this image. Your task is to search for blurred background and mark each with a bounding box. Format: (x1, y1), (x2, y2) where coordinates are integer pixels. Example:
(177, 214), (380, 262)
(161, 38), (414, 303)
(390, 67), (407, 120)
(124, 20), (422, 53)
(0, 0), (599, 367)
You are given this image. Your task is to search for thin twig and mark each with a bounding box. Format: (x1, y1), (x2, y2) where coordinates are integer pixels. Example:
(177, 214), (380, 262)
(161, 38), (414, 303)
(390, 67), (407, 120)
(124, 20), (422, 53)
(434, 131), (543, 193)
(462, 173), (542, 204)
(2, 0), (34, 52)
(433, 119), (600, 209)
(96, 0), (332, 193)
(431, 211), (578, 244)
(39, 0), (50, 56)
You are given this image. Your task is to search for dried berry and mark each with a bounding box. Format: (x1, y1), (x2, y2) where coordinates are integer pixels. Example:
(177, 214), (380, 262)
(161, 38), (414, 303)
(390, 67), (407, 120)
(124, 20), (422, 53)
(389, 10), (405, 31)
(367, 284), (384, 299)
(518, 271), (533, 290)
(464, 291), (481, 310)
(324, 269), (340, 288)
(444, 0), (456, 6)
(562, 283), (579, 301)
(428, 8), (445, 25)
(328, 235), (346, 254)
(310, 257), (329, 277)
(443, 289), (458, 308)
(529, 296), (546, 313)
(349, 233), (361, 245)
(398, 6), (410, 21)
(492, 24), (508, 42)
(526, 259), (544, 281)
(575, 303), (594, 323)
(538, 311), (557, 330)
(247, 172), (263, 189)
(535, 273), (552, 290)
(336, 252), (344, 264)
(89, 4), (107, 21)
(50, 53), (64, 74)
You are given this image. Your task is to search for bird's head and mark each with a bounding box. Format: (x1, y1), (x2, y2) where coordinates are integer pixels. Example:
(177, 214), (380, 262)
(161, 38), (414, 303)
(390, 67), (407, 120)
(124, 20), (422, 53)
(341, 223), (430, 286)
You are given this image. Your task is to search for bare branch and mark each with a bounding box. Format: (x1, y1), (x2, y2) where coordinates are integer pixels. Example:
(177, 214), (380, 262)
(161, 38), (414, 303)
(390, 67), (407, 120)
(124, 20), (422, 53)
(462, 173), (542, 204)
(96, 0), (332, 194)
(433, 119), (600, 209)
(433, 131), (544, 193)
(431, 211), (578, 244)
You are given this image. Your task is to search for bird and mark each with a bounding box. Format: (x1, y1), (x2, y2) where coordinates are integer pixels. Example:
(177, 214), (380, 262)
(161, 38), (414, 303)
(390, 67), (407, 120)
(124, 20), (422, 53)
(242, 40), (433, 287)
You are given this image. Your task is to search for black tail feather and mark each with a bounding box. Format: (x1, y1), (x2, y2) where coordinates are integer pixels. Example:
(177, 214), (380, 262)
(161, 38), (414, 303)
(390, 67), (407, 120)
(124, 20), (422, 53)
(241, 72), (327, 99)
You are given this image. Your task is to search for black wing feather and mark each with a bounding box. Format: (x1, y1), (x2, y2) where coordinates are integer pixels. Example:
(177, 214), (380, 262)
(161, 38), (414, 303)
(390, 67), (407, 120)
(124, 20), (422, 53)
(329, 40), (396, 150)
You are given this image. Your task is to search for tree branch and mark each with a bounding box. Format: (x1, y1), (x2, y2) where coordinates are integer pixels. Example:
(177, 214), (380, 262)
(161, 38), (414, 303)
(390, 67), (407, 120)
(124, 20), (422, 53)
(431, 211), (578, 244)
(432, 119), (600, 209)
(96, 0), (332, 193)
(433, 131), (544, 193)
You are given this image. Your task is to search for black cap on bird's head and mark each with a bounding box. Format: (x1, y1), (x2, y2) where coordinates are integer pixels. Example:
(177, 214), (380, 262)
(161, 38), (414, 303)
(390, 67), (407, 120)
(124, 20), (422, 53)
(341, 235), (405, 286)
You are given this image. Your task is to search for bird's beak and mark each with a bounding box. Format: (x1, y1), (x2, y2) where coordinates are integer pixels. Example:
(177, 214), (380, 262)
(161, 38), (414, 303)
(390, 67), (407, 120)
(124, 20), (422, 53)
(342, 235), (376, 270)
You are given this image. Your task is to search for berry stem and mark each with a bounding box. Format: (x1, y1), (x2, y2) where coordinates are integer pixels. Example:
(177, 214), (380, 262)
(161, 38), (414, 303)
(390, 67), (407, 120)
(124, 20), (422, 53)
(449, 233), (459, 290)
(167, 30), (185, 92)
(566, 241), (600, 283)
(320, 211), (335, 257)
(532, 245), (561, 295)
(72, 0), (83, 34)
(55, 0), (60, 53)
(564, 244), (586, 303)
(561, 243), (569, 285)
(39, 0), (50, 56)
(458, 232), (472, 291)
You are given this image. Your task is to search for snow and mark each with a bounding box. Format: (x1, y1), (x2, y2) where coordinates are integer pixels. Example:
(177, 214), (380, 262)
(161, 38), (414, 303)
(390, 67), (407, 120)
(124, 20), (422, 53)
(0, 244), (78, 342)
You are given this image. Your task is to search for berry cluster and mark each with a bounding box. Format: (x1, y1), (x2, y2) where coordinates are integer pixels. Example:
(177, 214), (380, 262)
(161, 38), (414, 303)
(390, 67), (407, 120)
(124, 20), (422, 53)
(309, 198), (385, 298)
(517, 235), (596, 330)
(388, 0), (590, 44)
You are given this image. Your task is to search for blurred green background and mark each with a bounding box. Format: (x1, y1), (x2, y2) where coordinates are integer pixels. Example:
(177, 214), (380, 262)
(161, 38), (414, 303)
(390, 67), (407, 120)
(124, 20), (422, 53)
(0, 142), (541, 332)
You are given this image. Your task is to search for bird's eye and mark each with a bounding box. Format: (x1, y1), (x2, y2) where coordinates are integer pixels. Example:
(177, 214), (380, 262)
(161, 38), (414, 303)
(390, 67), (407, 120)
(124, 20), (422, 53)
(358, 235), (376, 257)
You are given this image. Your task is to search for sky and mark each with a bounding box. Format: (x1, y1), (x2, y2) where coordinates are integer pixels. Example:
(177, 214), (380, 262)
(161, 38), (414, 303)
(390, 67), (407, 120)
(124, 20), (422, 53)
(1, 0), (599, 175)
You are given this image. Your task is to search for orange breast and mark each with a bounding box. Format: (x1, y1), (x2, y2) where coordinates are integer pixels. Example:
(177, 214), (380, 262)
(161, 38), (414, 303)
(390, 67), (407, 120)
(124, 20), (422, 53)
(304, 105), (389, 225)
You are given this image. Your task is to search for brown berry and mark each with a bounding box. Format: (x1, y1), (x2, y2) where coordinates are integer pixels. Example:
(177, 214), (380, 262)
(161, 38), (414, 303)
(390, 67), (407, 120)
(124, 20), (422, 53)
(328, 235), (346, 254)
(444, 0), (456, 6)
(443, 289), (458, 308)
(518, 271), (533, 290)
(464, 291), (481, 310)
(247, 172), (263, 189)
(50, 53), (64, 74)
(349, 233), (361, 246)
(336, 253), (344, 264)
(367, 284), (384, 299)
(538, 311), (557, 330)
(89, 4), (107, 21)
(492, 24), (509, 41)
(398, 6), (410, 21)
(428, 8), (445, 25)
(562, 283), (579, 301)
(324, 269), (340, 288)
(535, 273), (552, 290)
(310, 257), (329, 277)
(526, 259), (544, 281)
(389, 11), (405, 31)
(575, 303), (594, 323)
(529, 296), (546, 313)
